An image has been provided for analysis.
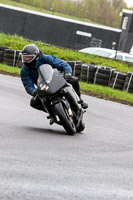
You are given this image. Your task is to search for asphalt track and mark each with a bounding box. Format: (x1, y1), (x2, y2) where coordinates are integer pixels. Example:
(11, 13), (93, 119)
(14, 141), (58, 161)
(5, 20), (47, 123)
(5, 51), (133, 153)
(0, 74), (133, 200)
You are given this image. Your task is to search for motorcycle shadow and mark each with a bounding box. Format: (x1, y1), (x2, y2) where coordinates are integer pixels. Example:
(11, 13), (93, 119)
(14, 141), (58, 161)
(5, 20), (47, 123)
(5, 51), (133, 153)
(22, 126), (70, 136)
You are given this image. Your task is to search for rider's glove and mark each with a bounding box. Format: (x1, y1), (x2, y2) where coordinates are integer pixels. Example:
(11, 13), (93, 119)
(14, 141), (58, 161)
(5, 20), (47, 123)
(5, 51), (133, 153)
(64, 72), (72, 80)
(32, 89), (37, 97)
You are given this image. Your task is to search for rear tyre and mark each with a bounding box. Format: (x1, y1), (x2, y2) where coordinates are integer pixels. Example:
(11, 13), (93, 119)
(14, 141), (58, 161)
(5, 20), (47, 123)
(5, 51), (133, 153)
(54, 102), (76, 135)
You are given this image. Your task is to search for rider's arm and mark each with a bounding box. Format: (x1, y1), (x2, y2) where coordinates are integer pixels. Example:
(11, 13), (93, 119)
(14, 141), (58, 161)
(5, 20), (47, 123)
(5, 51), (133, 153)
(41, 54), (72, 74)
(20, 66), (35, 96)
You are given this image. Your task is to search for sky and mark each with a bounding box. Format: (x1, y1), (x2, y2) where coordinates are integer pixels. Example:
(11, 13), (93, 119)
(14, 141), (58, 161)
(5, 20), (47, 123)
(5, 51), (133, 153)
(124, 0), (133, 7)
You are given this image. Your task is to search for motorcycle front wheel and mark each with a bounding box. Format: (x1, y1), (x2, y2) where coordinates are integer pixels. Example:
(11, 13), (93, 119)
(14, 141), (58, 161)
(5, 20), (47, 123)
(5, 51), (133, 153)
(54, 102), (76, 135)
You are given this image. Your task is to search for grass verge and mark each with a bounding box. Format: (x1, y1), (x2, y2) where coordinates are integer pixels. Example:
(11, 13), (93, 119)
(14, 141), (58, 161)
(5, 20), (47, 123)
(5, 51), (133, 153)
(0, 33), (133, 74)
(0, 64), (20, 75)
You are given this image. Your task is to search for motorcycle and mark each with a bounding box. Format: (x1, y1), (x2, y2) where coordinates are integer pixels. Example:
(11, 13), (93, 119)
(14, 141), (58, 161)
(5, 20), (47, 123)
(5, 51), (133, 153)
(37, 64), (86, 135)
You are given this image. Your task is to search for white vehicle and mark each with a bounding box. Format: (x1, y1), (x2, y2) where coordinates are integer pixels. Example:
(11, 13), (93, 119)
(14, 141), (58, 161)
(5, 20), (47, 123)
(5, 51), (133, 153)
(79, 47), (133, 63)
(109, 51), (133, 63)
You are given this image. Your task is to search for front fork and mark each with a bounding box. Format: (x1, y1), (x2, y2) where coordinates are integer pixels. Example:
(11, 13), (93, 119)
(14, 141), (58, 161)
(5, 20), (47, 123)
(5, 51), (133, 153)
(63, 84), (81, 111)
(40, 96), (71, 125)
(63, 84), (85, 126)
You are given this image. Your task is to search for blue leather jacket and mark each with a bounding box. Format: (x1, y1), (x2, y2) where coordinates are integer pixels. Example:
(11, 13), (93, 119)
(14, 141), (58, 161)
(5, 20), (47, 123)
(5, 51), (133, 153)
(20, 52), (72, 96)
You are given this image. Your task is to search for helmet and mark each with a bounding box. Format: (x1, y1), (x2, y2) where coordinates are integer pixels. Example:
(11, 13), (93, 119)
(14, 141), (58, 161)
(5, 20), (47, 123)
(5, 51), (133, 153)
(20, 44), (40, 66)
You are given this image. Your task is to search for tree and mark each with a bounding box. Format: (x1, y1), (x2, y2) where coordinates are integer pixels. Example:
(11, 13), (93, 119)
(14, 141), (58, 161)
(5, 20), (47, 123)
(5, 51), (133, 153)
(82, 0), (97, 21)
(10, 0), (128, 28)
(110, 0), (127, 12)
(64, 0), (75, 15)
(52, 0), (63, 12)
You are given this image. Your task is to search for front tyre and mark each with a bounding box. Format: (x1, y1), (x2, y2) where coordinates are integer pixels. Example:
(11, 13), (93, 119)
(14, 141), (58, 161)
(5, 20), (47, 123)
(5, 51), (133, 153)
(54, 102), (76, 135)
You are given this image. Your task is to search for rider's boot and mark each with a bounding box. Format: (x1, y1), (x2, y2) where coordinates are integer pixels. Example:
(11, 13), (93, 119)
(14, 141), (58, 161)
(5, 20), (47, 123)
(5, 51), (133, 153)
(78, 98), (88, 109)
(47, 115), (55, 125)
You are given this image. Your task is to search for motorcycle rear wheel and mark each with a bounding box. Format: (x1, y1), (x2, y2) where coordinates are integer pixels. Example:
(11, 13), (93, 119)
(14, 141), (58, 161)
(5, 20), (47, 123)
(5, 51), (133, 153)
(54, 102), (76, 135)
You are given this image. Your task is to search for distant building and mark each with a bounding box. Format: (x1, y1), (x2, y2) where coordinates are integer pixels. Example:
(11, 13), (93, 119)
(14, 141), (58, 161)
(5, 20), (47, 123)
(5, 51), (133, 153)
(0, 3), (122, 50)
(119, 9), (133, 52)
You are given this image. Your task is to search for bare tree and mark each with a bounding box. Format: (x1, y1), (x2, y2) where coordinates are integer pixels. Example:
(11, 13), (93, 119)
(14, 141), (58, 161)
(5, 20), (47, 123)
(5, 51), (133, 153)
(10, 0), (128, 28)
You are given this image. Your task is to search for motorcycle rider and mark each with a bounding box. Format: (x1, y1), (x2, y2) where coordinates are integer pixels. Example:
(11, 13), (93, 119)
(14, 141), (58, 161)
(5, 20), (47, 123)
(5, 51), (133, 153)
(20, 44), (88, 116)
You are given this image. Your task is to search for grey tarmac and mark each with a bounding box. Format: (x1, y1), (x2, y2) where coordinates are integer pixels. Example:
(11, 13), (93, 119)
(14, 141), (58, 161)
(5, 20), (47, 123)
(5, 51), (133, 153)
(0, 74), (133, 200)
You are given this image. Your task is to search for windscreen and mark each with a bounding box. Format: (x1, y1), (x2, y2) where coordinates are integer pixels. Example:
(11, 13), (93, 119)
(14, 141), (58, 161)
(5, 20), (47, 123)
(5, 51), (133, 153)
(38, 64), (54, 83)
(125, 56), (133, 63)
(90, 49), (112, 57)
(80, 48), (113, 57)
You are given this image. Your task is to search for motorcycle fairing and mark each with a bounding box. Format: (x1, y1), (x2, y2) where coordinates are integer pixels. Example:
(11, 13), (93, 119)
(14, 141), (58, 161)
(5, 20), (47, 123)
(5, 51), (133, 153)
(37, 65), (67, 96)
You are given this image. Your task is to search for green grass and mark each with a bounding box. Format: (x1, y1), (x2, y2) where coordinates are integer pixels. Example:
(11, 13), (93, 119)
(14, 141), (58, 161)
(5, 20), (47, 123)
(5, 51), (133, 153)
(0, 63), (20, 74)
(80, 81), (133, 103)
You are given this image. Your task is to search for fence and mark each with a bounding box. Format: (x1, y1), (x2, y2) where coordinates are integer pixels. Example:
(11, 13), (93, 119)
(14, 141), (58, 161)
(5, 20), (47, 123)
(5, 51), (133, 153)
(0, 3), (121, 50)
